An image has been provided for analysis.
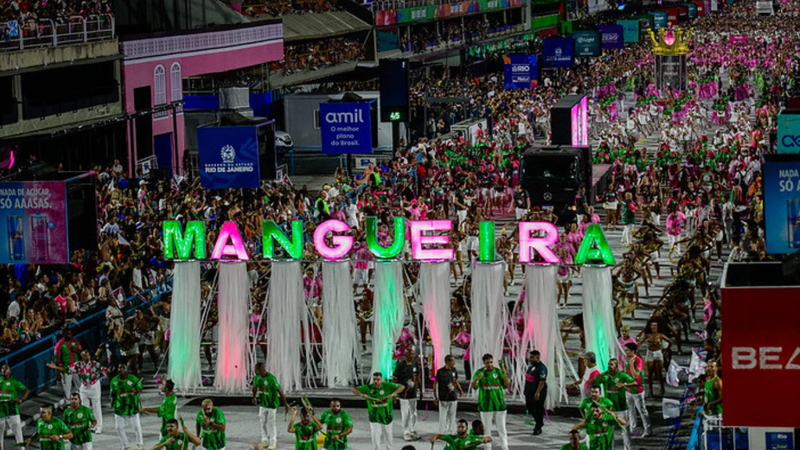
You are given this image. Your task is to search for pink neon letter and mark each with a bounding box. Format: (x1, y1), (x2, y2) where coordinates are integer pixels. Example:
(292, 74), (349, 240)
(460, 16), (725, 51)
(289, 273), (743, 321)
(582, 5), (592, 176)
(409, 220), (454, 261)
(518, 222), (560, 263)
(211, 221), (249, 260)
(314, 220), (354, 260)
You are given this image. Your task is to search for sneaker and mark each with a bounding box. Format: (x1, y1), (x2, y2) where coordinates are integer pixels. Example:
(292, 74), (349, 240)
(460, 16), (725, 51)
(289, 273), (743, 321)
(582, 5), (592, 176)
(404, 433), (412, 441)
(268, 444), (278, 450)
(411, 432), (421, 440)
(533, 428), (543, 436)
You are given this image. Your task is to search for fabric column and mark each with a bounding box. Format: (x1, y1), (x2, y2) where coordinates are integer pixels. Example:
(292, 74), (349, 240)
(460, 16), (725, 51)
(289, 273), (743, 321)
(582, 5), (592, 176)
(419, 261), (451, 372)
(168, 261), (202, 393)
(267, 260), (308, 392)
(581, 266), (618, 372)
(321, 260), (358, 387)
(470, 262), (507, 380)
(520, 265), (578, 408)
(215, 261), (250, 393)
(371, 260), (404, 378)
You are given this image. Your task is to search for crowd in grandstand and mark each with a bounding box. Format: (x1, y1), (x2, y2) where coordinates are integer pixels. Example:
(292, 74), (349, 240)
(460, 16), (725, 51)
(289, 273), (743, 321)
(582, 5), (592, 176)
(0, 0), (110, 23)
(241, 0), (337, 16)
(399, 16), (515, 53)
(272, 37), (365, 75)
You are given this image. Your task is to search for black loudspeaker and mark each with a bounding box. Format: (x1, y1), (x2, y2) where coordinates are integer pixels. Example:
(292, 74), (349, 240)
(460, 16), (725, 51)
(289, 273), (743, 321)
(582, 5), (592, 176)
(781, 251), (800, 285)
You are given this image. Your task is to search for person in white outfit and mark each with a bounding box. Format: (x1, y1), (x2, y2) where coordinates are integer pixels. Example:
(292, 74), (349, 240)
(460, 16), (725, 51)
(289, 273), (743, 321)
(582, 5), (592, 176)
(0, 364), (28, 449)
(392, 348), (422, 441)
(623, 343), (652, 437)
(352, 372), (404, 450)
(471, 354), (509, 450)
(252, 363), (289, 450)
(46, 350), (106, 435)
(434, 355), (464, 434)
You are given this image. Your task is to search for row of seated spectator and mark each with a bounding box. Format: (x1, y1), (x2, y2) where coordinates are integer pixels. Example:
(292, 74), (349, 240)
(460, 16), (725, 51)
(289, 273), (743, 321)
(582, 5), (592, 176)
(240, 0), (338, 16)
(398, 17), (514, 53)
(270, 37), (365, 75)
(1, 0), (109, 23)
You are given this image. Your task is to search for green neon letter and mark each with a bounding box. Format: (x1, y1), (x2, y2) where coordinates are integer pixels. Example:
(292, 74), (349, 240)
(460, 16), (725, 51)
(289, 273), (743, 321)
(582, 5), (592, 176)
(366, 216), (405, 259)
(574, 224), (616, 265)
(479, 221), (495, 262)
(262, 220), (304, 259)
(163, 220), (206, 259)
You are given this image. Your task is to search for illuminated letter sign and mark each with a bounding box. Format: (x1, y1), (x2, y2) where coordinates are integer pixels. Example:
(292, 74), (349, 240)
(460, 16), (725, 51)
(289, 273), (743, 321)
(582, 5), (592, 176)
(574, 224), (616, 265)
(211, 221), (249, 260)
(479, 221), (496, 261)
(409, 220), (453, 261)
(314, 220), (354, 260)
(163, 220), (206, 259)
(262, 220), (304, 260)
(366, 217), (405, 259)
(518, 222), (560, 263)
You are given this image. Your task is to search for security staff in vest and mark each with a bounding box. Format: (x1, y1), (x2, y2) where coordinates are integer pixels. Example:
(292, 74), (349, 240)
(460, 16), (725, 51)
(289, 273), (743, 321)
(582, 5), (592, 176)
(316, 190), (330, 221)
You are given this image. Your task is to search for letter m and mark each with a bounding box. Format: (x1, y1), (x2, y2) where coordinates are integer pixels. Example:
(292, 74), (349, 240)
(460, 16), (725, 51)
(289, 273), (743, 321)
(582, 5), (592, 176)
(163, 221), (206, 259)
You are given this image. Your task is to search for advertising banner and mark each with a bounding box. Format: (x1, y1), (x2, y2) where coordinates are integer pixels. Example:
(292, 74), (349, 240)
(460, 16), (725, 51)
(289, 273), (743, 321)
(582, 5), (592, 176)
(616, 19), (640, 42)
(684, 2), (698, 18)
(598, 24), (624, 49)
(763, 161), (800, 253)
(503, 54), (538, 89)
(320, 102), (373, 154)
(677, 5), (688, 22)
(0, 181), (68, 264)
(777, 111), (800, 154)
(663, 8), (678, 25)
(650, 11), (668, 28)
(721, 286), (800, 427)
(693, 0), (705, 15)
(375, 9), (397, 26)
(543, 37), (574, 67)
(198, 126), (262, 189)
(574, 31), (601, 57)
(729, 34), (748, 44)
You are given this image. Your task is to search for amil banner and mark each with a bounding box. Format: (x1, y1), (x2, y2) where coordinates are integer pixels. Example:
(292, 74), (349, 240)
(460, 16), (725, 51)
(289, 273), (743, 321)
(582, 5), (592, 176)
(503, 55), (538, 89)
(598, 24), (624, 49)
(573, 30), (600, 57)
(543, 37), (574, 67)
(198, 126), (262, 189)
(616, 19), (640, 42)
(0, 181), (68, 264)
(320, 102), (373, 154)
(763, 160), (800, 254)
(778, 111), (800, 154)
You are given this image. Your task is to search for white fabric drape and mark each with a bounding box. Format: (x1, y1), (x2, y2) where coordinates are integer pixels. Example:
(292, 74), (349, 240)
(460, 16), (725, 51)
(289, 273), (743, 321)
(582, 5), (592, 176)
(371, 260), (404, 378)
(418, 262), (451, 371)
(168, 261), (202, 393)
(582, 266), (618, 372)
(321, 260), (358, 387)
(215, 261), (250, 393)
(517, 265), (578, 408)
(470, 262), (508, 382)
(267, 260), (313, 392)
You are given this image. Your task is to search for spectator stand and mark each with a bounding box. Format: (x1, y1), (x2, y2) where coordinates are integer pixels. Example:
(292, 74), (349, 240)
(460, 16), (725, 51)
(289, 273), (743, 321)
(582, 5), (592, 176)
(1, 281), (172, 398)
(0, 14), (115, 51)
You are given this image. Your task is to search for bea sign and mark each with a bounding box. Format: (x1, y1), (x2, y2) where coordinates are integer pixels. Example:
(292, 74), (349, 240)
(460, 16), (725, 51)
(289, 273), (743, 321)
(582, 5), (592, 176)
(722, 287), (800, 427)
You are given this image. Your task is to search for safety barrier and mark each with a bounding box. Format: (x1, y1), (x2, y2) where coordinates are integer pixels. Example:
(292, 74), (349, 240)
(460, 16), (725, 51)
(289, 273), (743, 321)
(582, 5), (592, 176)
(0, 14), (115, 51)
(1, 281), (171, 396)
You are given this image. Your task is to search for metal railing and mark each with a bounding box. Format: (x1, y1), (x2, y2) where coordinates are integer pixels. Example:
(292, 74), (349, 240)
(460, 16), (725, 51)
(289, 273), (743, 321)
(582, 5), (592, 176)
(0, 14), (115, 51)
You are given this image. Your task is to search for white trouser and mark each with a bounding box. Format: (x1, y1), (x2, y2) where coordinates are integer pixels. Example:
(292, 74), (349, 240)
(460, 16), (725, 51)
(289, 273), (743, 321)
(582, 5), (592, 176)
(61, 372), (80, 400)
(479, 411), (508, 450)
(368, 422), (393, 450)
(399, 399), (417, 435)
(0, 414), (24, 446)
(80, 383), (103, 433)
(668, 233), (680, 254)
(66, 443), (93, 450)
(622, 224), (633, 244)
(457, 210), (467, 231)
(438, 400), (458, 434)
(618, 410), (631, 450)
(259, 407), (277, 445)
(626, 391), (651, 433)
(114, 414), (143, 448)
